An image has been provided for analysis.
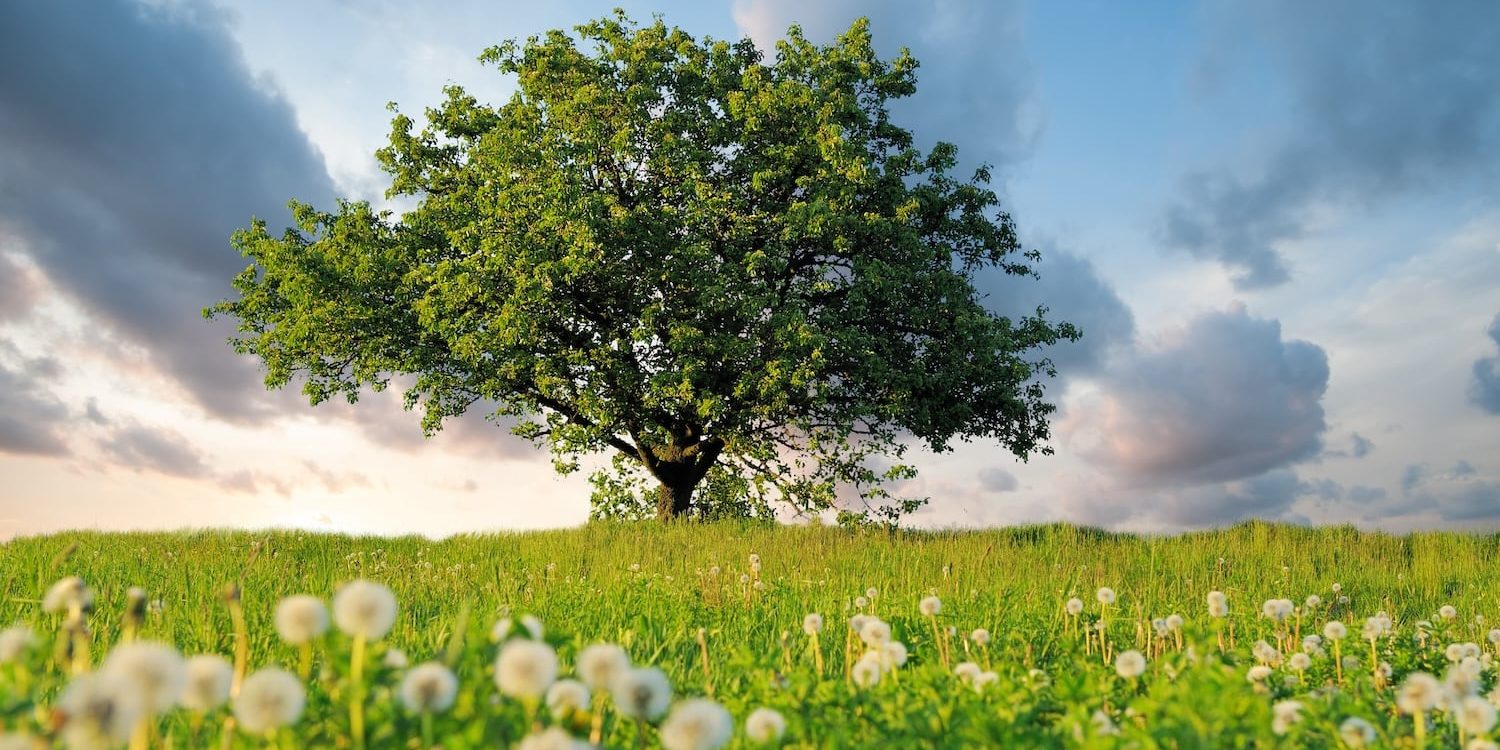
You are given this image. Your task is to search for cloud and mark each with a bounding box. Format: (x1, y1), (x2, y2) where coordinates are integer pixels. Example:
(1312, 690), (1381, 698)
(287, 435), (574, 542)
(0, 0), (335, 422)
(732, 0), (1041, 173)
(975, 248), (1135, 378)
(977, 467), (1018, 493)
(1469, 312), (1500, 414)
(1323, 431), (1374, 459)
(99, 424), (211, 479)
(0, 345), (70, 457)
(1065, 304), (1329, 487)
(0, 253), (41, 322)
(1161, 1), (1500, 288)
(1056, 467), (1325, 529)
(1375, 460), (1500, 522)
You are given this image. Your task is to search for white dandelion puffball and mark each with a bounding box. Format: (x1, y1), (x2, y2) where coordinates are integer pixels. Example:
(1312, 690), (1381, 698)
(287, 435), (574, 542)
(1288, 653), (1311, 672)
(849, 614), (870, 633)
(971, 628), (991, 646)
(577, 643), (631, 692)
(58, 671), (142, 746)
(1114, 650), (1146, 679)
(180, 654), (233, 712)
(919, 596), (942, 617)
(495, 639), (559, 699)
(660, 698), (733, 750)
(1207, 592), (1229, 618)
(274, 595), (329, 645)
(0, 625), (35, 663)
(745, 707), (787, 744)
(1271, 700), (1303, 736)
(851, 656), (882, 688)
(1441, 605), (1459, 620)
(545, 679), (590, 719)
(233, 668), (306, 734)
(1302, 635), (1323, 653)
(1338, 717), (1376, 748)
(101, 641), (186, 715)
(1096, 587), (1116, 606)
(1489, 629), (1500, 645)
(517, 726), (591, 750)
(1246, 665), (1273, 683)
(1305, 595), (1321, 609)
(521, 615), (545, 640)
(879, 641), (908, 669)
(1396, 672), (1441, 715)
(383, 648), (409, 669)
(973, 671), (999, 692)
(954, 662), (982, 683)
(333, 580), (397, 640)
(1324, 621), (1347, 641)
(854, 596), (869, 609)
(859, 618), (892, 647)
(400, 662), (458, 714)
(44, 577), (93, 613)
(1459, 695), (1498, 735)
(865, 587), (879, 600)
(802, 613), (824, 636)
(611, 667), (672, 721)
(1165, 614), (1184, 631)
(1065, 597), (1084, 616)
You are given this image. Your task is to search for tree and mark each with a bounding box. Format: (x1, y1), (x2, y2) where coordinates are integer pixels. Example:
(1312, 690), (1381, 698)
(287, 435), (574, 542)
(207, 12), (1079, 521)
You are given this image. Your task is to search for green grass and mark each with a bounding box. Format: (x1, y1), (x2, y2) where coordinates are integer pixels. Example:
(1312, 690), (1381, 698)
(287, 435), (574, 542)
(3, 521), (1500, 747)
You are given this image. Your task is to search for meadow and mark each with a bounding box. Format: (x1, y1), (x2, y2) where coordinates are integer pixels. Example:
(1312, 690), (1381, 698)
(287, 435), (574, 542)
(2, 521), (1500, 748)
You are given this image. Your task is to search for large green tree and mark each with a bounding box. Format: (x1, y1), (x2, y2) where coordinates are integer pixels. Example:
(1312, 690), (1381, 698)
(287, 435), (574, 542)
(208, 13), (1079, 521)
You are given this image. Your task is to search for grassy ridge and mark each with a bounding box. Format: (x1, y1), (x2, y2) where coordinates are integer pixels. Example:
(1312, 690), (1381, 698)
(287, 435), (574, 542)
(3, 521), (1500, 747)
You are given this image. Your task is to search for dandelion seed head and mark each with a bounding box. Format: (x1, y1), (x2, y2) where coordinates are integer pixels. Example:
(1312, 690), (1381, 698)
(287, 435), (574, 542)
(274, 595), (329, 646)
(865, 587), (878, 600)
(1096, 587), (1116, 606)
(233, 668), (306, 734)
(544, 679), (590, 720)
(516, 726), (590, 750)
(879, 640), (908, 669)
(383, 648), (408, 669)
(854, 596), (868, 609)
(954, 662), (982, 683)
(58, 671), (142, 746)
(1338, 717), (1376, 747)
(1114, 650), (1146, 679)
(495, 639), (558, 699)
(1305, 595), (1321, 609)
(44, 576), (93, 614)
(100, 641), (185, 715)
(1331, 583), (1343, 594)
(859, 618), (892, 647)
(1271, 700), (1303, 735)
(1065, 598), (1084, 616)
(971, 628), (991, 646)
(332, 580), (397, 640)
(744, 707), (787, 744)
(802, 613), (824, 635)
(1247, 665), (1273, 683)
(1441, 605), (1459, 620)
(1165, 614), (1183, 631)
(611, 667), (672, 721)
(851, 656), (881, 688)
(973, 670), (999, 692)
(0, 625), (35, 664)
(848, 614), (870, 633)
(919, 596), (941, 617)
(179, 654), (232, 712)
(1396, 672), (1441, 715)
(659, 698), (733, 750)
(1324, 621), (1347, 641)
(1459, 695), (1498, 735)
(399, 662), (458, 714)
(1288, 652), (1312, 671)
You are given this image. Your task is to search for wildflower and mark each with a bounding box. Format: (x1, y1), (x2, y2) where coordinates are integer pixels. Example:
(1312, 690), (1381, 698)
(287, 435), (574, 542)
(1302, 634), (1323, 652)
(849, 614), (870, 634)
(1441, 605), (1459, 620)
(1396, 672), (1441, 714)
(57, 672), (142, 747)
(577, 643), (631, 692)
(1247, 665), (1273, 683)
(383, 648), (408, 669)
(1489, 629), (1500, 645)
(973, 671), (999, 691)
(332, 580), (397, 640)
(851, 656), (881, 688)
(865, 587), (878, 600)
(919, 596), (942, 617)
(43, 577), (93, 613)
(611, 667), (672, 721)
(879, 641), (908, 669)
(1115, 650), (1146, 679)
(1207, 591), (1229, 618)
(1288, 652), (1311, 671)
(801, 613), (824, 636)
(1331, 583), (1343, 594)
(179, 654), (233, 712)
(955, 662), (982, 683)
(273, 595), (328, 645)
(1165, 614), (1184, 632)
(1091, 709), (1120, 736)
(1065, 598), (1084, 616)
(545, 679), (590, 720)
(660, 698), (733, 750)
(1338, 717), (1377, 748)
(1458, 695), (1498, 735)
(495, 639), (558, 699)
(400, 662), (458, 714)
(971, 628), (991, 646)
(1324, 621), (1347, 640)
(101, 641), (185, 715)
(234, 668), (306, 733)
(1271, 700), (1302, 735)
(745, 707), (787, 744)
(0, 625), (35, 663)
(1253, 640), (1282, 665)
(1362, 614), (1392, 640)
(859, 618), (892, 647)
(1096, 587), (1116, 606)
(517, 727), (590, 750)
(1305, 595), (1321, 609)
(1262, 599), (1294, 622)
(854, 596), (868, 609)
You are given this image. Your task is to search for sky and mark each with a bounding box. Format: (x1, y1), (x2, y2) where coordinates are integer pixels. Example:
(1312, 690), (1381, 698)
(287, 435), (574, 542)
(1, 0), (1497, 539)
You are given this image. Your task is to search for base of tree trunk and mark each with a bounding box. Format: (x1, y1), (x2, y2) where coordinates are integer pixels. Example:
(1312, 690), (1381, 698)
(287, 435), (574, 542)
(656, 482), (694, 520)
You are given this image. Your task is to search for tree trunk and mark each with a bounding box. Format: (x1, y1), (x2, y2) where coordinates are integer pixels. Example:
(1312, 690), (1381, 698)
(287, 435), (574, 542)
(655, 479), (695, 521)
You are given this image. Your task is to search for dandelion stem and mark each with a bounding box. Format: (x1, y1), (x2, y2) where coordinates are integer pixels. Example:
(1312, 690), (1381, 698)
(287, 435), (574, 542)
(421, 712), (434, 749)
(350, 633), (367, 750)
(298, 642), (312, 682)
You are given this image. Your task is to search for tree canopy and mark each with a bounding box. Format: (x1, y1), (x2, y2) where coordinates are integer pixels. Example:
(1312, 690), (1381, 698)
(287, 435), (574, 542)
(208, 12), (1079, 521)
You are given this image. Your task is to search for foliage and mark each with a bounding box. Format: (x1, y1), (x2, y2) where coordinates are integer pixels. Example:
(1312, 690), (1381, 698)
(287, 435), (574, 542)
(206, 11), (1079, 520)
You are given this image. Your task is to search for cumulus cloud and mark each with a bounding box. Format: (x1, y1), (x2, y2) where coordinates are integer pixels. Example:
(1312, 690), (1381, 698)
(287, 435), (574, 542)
(1469, 312), (1500, 414)
(732, 0), (1041, 173)
(1056, 467), (1332, 529)
(1065, 304), (1329, 487)
(0, 0), (335, 422)
(1371, 460), (1500, 523)
(0, 253), (41, 322)
(977, 467), (1019, 493)
(0, 346), (70, 457)
(976, 248), (1135, 378)
(1161, 0), (1500, 288)
(99, 424), (212, 479)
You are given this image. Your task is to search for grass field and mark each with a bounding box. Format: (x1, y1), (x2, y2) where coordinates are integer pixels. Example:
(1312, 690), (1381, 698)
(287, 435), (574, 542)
(3, 521), (1500, 748)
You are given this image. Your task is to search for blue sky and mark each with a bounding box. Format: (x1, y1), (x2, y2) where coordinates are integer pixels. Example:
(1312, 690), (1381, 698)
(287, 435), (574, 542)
(1, 0), (1497, 538)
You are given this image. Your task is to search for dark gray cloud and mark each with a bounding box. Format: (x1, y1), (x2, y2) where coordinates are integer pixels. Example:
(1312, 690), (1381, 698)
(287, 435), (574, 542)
(1469, 313), (1500, 414)
(976, 248), (1135, 379)
(1067, 305), (1329, 486)
(1057, 468), (1326, 529)
(0, 345), (70, 457)
(977, 467), (1018, 493)
(0, 0), (335, 422)
(1372, 460), (1500, 522)
(1162, 1), (1500, 288)
(99, 424), (211, 479)
(733, 0), (1040, 174)
(1323, 431), (1374, 459)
